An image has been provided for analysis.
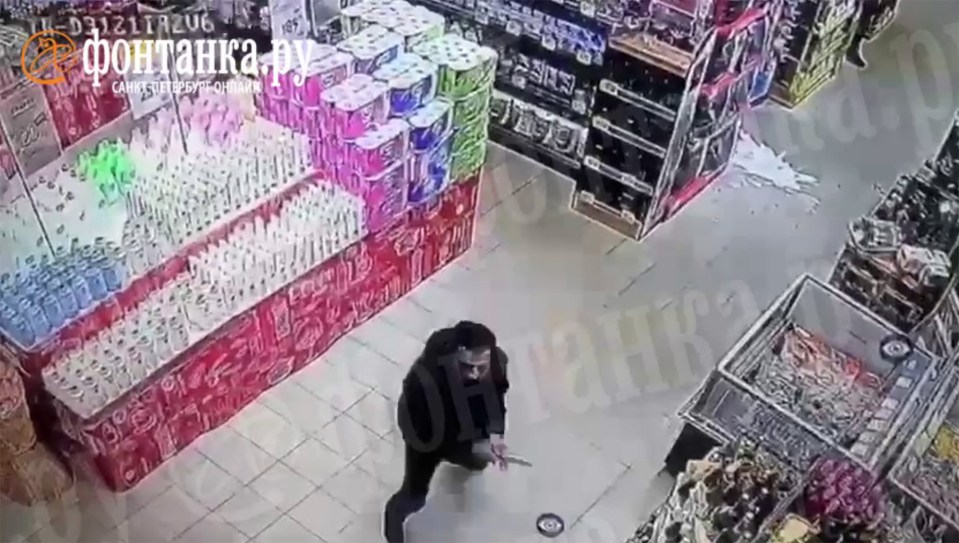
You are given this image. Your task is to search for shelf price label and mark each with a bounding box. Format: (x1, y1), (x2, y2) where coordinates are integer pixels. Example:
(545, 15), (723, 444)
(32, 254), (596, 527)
(541, 34), (557, 50)
(572, 98), (586, 114)
(580, 1), (596, 17)
(0, 83), (61, 179)
(506, 19), (522, 36)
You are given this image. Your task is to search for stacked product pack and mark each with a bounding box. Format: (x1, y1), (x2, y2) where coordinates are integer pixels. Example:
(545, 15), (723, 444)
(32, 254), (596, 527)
(256, 0), (496, 231)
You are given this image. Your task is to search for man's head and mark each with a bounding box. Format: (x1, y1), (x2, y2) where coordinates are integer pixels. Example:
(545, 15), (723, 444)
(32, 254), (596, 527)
(453, 321), (496, 381)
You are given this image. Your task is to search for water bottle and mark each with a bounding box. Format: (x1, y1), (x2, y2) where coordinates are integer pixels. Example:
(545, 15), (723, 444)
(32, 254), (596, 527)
(23, 301), (52, 340)
(56, 282), (79, 318)
(8, 314), (35, 347)
(41, 294), (64, 330)
(85, 266), (108, 301)
(98, 256), (122, 293)
(69, 272), (94, 307)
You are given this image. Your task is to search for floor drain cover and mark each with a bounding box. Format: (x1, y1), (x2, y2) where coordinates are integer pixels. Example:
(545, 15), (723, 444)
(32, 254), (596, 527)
(536, 513), (565, 537)
(880, 336), (912, 362)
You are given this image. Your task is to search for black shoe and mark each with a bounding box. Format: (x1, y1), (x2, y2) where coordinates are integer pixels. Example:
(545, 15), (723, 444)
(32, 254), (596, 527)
(384, 506), (405, 543)
(846, 47), (867, 69)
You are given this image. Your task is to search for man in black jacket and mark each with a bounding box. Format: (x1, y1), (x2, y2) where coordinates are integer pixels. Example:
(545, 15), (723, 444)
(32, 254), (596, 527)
(383, 321), (509, 543)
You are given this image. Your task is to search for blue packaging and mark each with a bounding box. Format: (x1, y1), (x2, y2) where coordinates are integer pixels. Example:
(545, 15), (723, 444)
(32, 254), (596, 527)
(83, 266), (108, 301)
(6, 313), (35, 347)
(56, 283), (79, 318)
(374, 55), (438, 117)
(407, 131), (452, 204)
(408, 99), (452, 151)
(353, 32), (404, 74)
(24, 302), (51, 339)
(70, 273), (93, 307)
(100, 259), (123, 292)
(41, 294), (64, 329)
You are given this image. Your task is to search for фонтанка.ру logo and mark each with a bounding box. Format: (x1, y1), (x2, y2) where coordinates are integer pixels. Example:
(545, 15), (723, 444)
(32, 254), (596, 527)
(20, 29), (78, 85)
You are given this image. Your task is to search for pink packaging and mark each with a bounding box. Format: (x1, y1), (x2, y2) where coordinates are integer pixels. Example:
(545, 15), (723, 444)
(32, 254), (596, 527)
(254, 92), (270, 118)
(259, 51), (295, 99)
(309, 138), (324, 169)
(295, 52), (354, 107)
(287, 101), (305, 133)
(303, 106), (324, 138)
(319, 75), (376, 138)
(348, 118), (409, 176)
(271, 96), (290, 126)
(331, 81), (389, 139)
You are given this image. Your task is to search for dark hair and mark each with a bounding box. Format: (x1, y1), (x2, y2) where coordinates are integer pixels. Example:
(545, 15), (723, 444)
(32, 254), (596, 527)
(421, 327), (459, 364)
(453, 321), (496, 350)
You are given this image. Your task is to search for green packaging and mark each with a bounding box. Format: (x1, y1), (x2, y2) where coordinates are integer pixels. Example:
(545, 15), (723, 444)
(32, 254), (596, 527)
(451, 85), (491, 127)
(438, 47), (496, 99)
(452, 116), (488, 155)
(451, 139), (487, 180)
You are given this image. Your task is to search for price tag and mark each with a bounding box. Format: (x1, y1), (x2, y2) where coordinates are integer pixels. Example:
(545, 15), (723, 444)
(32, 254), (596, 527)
(580, 1), (596, 17)
(506, 19), (522, 35)
(528, 18), (543, 36)
(0, 84), (61, 178)
(270, 0), (312, 40)
(511, 74), (527, 89)
(542, 34), (557, 50)
(126, 72), (174, 120)
(576, 50), (592, 64)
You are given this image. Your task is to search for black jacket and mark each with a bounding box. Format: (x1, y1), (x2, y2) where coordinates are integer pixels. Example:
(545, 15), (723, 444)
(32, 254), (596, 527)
(396, 345), (509, 453)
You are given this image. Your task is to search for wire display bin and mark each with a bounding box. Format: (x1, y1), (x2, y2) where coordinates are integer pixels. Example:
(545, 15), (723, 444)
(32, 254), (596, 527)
(888, 359), (959, 535)
(677, 274), (940, 476)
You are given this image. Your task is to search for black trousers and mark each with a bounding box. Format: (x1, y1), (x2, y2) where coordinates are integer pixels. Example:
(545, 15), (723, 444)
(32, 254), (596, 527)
(383, 442), (488, 543)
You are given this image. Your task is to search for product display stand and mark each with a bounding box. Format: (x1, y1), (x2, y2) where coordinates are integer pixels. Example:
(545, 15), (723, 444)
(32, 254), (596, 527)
(570, 0), (783, 240)
(830, 116), (959, 349)
(0, 1), (491, 491)
(401, 0), (606, 174)
(630, 442), (802, 543)
(859, 0), (900, 42)
(928, 110), (959, 200)
(888, 361), (959, 537)
(770, 0), (859, 108)
(653, 275), (956, 543)
(667, 274), (939, 476)
(0, 360), (74, 505)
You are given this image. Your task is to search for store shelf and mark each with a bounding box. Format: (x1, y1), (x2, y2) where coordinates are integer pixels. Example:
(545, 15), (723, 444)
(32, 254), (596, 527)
(570, 189), (645, 239)
(608, 33), (691, 78)
(583, 155), (654, 195)
(489, 124), (582, 172)
(590, 116), (666, 158)
(889, 365), (959, 531)
(493, 78), (589, 124)
(597, 79), (677, 121)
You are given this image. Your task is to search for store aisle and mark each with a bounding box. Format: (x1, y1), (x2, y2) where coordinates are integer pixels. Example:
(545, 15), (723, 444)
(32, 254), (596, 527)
(3, 3), (959, 543)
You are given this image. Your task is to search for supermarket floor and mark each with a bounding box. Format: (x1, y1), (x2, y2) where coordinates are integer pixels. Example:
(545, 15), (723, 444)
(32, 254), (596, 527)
(4, 4), (959, 543)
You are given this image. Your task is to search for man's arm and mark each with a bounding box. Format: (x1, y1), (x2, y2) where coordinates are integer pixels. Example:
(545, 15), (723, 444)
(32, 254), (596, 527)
(488, 346), (509, 436)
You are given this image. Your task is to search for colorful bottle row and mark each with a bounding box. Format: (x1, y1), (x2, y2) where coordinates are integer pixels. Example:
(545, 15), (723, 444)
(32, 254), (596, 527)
(0, 241), (127, 348)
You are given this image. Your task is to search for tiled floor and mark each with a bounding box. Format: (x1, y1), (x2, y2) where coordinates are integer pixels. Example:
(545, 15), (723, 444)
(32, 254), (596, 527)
(4, 4), (959, 542)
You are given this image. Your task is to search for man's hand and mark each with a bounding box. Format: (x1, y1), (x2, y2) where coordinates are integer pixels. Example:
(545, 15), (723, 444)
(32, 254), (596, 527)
(490, 434), (508, 471)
